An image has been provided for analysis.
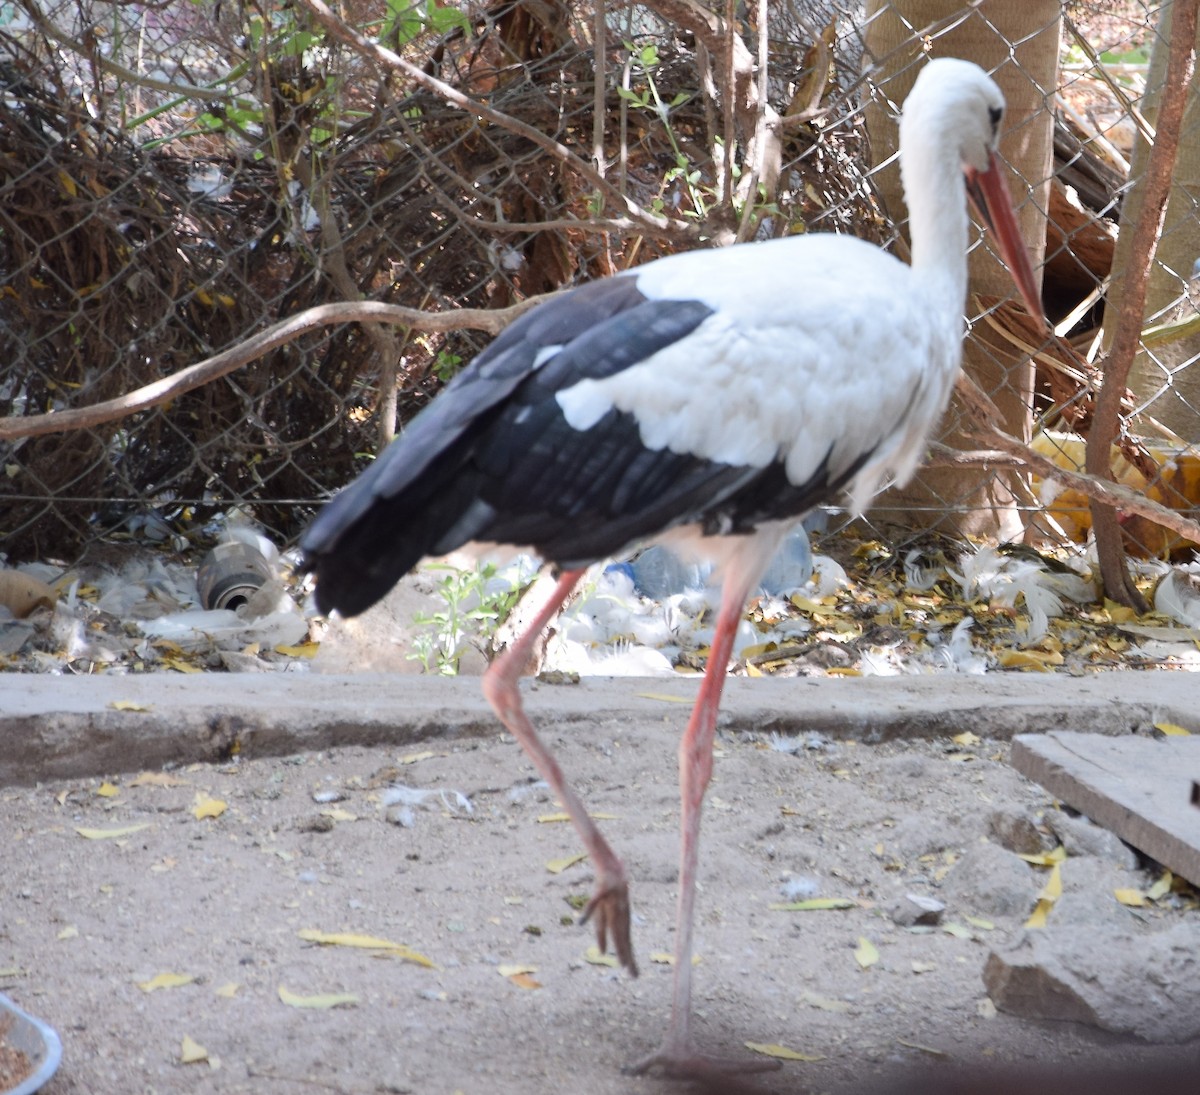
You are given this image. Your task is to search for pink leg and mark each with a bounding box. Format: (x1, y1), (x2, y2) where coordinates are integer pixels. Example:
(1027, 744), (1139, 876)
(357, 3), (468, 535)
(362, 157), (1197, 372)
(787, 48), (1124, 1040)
(629, 572), (781, 1077)
(482, 568), (638, 975)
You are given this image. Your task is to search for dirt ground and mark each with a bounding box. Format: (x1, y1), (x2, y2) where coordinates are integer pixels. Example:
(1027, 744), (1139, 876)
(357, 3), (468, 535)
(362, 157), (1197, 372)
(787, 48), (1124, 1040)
(2, 697), (1198, 1095)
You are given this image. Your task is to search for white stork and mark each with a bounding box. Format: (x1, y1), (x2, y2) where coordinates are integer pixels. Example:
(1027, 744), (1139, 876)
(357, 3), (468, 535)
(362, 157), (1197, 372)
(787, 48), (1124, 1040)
(302, 58), (1045, 1077)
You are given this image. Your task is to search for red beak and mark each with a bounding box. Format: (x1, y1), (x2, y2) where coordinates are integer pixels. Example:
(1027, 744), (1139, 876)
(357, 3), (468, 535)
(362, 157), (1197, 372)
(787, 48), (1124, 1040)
(964, 150), (1045, 325)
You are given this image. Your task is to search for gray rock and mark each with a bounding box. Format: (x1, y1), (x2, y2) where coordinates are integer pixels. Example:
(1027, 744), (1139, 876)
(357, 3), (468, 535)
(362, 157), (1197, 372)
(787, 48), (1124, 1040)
(984, 922), (1200, 1042)
(890, 892), (945, 927)
(1049, 812), (1140, 869)
(942, 840), (1037, 918)
(986, 807), (1053, 855)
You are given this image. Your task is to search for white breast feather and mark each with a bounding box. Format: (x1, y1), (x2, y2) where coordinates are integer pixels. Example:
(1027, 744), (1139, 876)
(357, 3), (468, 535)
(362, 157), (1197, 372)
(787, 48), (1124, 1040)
(555, 236), (962, 515)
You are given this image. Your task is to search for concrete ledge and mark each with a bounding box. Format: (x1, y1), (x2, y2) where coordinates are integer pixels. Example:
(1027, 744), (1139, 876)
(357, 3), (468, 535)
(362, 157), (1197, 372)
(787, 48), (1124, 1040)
(2, 671), (1195, 786)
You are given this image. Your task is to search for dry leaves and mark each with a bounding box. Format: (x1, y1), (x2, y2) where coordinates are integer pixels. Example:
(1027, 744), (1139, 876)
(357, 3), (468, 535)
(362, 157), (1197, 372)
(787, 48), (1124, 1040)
(297, 929), (436, 968)
(277, 986), (359, 1010)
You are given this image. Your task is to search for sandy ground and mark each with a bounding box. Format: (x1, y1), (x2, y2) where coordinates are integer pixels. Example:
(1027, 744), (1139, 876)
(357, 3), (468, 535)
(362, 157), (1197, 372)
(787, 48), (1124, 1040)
(2, 688), (1198, 1095)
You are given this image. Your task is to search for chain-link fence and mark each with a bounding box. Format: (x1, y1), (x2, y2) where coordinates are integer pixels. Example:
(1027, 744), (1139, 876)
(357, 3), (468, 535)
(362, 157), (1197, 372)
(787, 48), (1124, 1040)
(1, 1), (1196, 578)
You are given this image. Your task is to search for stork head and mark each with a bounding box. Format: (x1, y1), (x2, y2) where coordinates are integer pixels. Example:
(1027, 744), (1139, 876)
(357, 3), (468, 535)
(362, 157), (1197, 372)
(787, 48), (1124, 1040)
(901, 58), (1045, 325)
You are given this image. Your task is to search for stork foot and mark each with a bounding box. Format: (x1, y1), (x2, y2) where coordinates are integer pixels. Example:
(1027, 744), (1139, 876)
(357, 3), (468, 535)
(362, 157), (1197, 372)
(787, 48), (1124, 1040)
(624, 1043), (783, 1079)
(579, 877), (637, 976)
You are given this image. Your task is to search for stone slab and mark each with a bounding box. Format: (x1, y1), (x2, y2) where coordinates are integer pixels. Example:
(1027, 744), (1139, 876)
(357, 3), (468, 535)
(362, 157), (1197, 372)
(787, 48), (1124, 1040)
(0, 670), (1197, 787)
(1011, 731), (1200, 887)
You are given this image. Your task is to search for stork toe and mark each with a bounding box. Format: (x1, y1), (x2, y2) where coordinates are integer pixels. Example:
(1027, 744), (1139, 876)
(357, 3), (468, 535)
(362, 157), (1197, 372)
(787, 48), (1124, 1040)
(580, 877), (637, 976)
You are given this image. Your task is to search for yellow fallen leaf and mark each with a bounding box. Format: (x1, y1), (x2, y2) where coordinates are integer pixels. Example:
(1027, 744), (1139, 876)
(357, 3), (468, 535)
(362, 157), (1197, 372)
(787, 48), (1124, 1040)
(508, 972), (542, 990)
(952, 731), (981, 746)
(275, 641), (319, 658)
(162, 656), (202, 674)
(109, 700), (152, 712)
(897, 1038), (947, 1057)
(996, 649), (1063, 671)
(1114, 888), (1146, 907)
(1154, 721), (1191, 736)
(1024, 898), (1054, 929)
(75, 824), (150, 840)
(1038, 862), (1063, 902)
(130, 771), (188, 788)
(137, 972), (195, 993)
(1147, 871), (1174, 901)
(769, 897), (856, 912)
(180, 1035), (208, 1064)
(398, 751), (437, 764)
(96, 782), (120, 798)
(744, 1042), (824, 1062)
(191, 794), (227, 820)
(647, 952), (700, 967)
(799, 989), (851, 1013)
(854, 937), (879, 969)
(633, 691), (693, 704)
(583, 946), (618, 968)
(545, 853), (586, 874)
(1017, 845), (1067, 866)
(496, 963), (537, 978)
(297, 930), (436, 968)
(1104, 599), (1138, 624)
(214, 982), (240, 998)
(278, 986), (359, 1010)
(319, 807), (358, 822)
(57, 926), (78, 940)
(825, 667), (862, 677)
(964, 915), (995, 931)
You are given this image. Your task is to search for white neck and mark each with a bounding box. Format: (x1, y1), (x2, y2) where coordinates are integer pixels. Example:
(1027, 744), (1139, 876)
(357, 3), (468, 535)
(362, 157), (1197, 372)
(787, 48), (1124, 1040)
(899, 119), (971, 336)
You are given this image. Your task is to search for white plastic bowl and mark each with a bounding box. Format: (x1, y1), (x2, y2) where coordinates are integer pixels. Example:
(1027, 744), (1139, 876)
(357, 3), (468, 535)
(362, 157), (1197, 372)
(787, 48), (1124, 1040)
(0, 994), (61, 1095)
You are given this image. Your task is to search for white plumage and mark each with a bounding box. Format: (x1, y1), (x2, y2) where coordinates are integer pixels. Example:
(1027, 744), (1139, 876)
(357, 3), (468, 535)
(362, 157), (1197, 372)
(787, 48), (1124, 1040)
(302, 57), (1045, 1078)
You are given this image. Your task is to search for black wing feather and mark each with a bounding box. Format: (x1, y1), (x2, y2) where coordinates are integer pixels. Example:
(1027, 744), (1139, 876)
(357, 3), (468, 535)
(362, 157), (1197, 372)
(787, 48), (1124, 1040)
(304, 272), (881, 619)
(303, 276), (718, 615)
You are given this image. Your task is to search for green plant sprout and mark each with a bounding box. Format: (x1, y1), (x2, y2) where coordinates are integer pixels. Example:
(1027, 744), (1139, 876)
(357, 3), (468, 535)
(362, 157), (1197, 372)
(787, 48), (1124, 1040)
(408, 561), (531, 674)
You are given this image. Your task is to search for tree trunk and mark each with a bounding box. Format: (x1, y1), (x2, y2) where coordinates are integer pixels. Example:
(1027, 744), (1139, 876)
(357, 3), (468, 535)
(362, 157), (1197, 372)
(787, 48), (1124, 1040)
(862, 0), (1059, 539)
(1104, 0), (1200, 441)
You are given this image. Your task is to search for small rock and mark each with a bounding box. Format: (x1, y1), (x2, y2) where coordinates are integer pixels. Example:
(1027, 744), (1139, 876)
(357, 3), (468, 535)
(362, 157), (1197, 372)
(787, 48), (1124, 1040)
(296, 814), (335, 833)
(217, 650), (268, 672)
(986, 808), (1053, 855)
(312, 790), (346, 804)
(942, 841), (1036, 918)
(890, 892), (945, 927)
(1048, 812), (1140, 869)
(984, 922), (1200, 1041)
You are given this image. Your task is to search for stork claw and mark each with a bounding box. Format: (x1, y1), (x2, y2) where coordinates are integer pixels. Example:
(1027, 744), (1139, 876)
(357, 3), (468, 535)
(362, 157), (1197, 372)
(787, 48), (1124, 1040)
(580, 877), (637, 976)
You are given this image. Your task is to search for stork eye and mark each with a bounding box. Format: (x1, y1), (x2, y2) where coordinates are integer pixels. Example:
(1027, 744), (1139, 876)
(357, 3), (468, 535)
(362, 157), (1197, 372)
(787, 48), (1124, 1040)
(988, 105), (1003, 130)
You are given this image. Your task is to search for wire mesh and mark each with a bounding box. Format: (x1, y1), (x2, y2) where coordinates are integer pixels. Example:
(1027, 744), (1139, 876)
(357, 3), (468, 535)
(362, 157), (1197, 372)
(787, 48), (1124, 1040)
(0, 0), (1194, 566)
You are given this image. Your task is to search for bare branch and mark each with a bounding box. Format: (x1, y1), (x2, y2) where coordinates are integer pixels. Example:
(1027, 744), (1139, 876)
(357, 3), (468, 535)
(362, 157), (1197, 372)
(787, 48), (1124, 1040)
(0, 299), (549, 441)
(952, 375), (1200, 551)
(294, 0), (696, 242)
(1086, 0), (1199, 609)
(19, 0), (243, 101)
